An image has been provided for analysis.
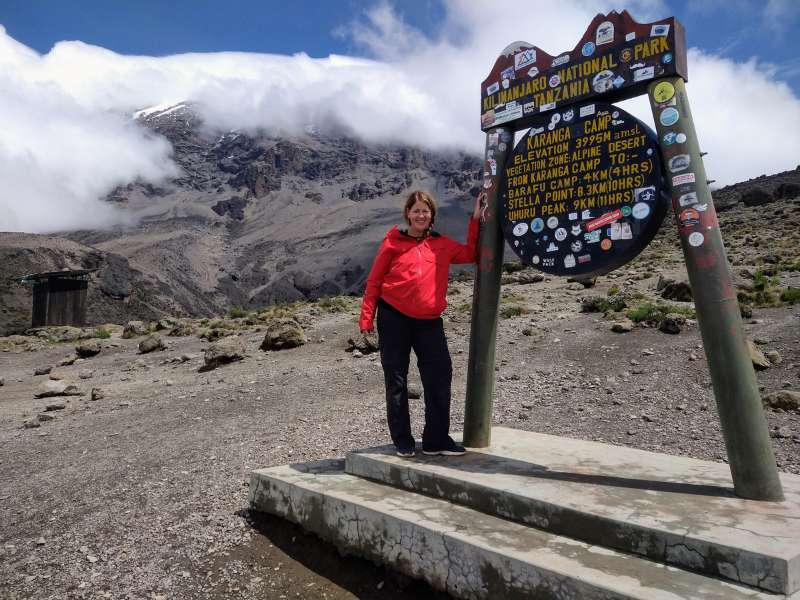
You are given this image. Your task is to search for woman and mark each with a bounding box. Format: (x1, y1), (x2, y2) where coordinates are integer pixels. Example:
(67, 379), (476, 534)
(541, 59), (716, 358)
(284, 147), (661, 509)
(359, 189), (484, 458)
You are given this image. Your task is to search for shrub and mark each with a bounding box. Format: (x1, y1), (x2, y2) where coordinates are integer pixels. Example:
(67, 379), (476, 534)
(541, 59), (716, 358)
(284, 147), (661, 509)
(626, 302), (695, 324)
(781, 288), (800, 305)
(752, 269), (779, 291)
(500, 305), (528, 319)
(228, 305), (249, 318)
(95, 326), (111, 339)
(316, 296), (352, 313)
(607, 285), (620, 296)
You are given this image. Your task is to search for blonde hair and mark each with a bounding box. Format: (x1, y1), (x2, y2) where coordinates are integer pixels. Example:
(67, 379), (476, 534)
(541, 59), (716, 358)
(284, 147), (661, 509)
(403, 190), (437, 227)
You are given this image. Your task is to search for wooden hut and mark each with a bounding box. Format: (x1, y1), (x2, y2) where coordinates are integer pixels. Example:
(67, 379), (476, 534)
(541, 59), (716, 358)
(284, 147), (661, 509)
(20, 269), (95, 328)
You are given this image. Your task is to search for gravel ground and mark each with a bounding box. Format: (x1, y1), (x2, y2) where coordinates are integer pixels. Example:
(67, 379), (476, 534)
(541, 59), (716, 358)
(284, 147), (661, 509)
(1, 212), (799, 599)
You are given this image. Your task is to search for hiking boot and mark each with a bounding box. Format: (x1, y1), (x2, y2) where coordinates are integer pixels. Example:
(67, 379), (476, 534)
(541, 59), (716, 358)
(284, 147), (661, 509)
(422, 440), (466, 456)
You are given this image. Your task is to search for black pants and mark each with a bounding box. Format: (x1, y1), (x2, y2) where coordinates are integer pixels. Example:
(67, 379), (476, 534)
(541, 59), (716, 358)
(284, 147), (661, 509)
(377, 299), (453, 450)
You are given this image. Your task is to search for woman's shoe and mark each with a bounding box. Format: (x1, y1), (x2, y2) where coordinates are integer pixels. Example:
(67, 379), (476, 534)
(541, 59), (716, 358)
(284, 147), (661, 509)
(422, 440), (466, 456)
(396, 446), (415, 458)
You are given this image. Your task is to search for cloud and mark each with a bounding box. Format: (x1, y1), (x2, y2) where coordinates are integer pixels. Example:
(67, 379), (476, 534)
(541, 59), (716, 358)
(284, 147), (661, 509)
(0, 28), (178, 234)
(0, 1), (799, 233)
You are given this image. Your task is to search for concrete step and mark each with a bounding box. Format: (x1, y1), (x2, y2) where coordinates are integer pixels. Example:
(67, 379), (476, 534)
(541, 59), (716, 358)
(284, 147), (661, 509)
(250, 459), (800, 600)
(345, 427), (800, 595)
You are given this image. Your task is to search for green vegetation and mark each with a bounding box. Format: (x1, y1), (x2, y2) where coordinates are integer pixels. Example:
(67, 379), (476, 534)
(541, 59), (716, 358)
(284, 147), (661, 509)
(258, 300), (307, 320)
(626, 301), (695, 324)
(227, 305), (250, 318)
(94, 326), (111, 339)
(500, 305), (528, 319)
(316, 296), (353, 313)
(781, 288), (800, 305)
(500, 291), (525, 304)
(737, 268), (783, 308)
(607, 285), (620, 296)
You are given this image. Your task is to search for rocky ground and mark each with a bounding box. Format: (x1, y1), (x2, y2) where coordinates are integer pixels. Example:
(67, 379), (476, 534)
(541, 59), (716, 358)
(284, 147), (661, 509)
(1, 194), (799, 599)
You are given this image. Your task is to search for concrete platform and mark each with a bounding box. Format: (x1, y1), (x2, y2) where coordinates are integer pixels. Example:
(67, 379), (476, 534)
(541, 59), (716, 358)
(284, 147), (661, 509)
(346, 427), (800, 595)
(250, 459), (799, 599)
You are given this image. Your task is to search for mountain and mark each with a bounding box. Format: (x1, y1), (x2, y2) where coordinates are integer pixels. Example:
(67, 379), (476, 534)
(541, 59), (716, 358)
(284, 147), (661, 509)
(66, 103), (482, 310)
(1, 102), (797, 335)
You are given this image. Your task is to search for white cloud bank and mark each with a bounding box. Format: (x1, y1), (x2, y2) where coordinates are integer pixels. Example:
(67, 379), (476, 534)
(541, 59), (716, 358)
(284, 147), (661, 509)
(0, 0), (799, 233)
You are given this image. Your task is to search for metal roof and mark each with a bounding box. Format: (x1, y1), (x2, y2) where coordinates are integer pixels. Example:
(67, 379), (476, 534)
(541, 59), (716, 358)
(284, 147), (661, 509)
(19, 269), (96, 283)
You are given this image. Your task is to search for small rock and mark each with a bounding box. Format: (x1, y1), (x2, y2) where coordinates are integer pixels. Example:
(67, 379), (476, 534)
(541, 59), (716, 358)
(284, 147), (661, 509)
(747, 340), (771, 370)
(34, 366), (52, 376)
(611, 320), (633, 333)
(765, 350), (782, 365)
(260, 318), (306, 351)
(658, 314), (686, 335)
(762, 390), (800, 413)
(138, 334), (165, 354)
(58, 354), (77, 367)
(75, 340), (101, 358)
(407, 384), (422, 399)
(642, 349), (655, 356)
(688, 352), (699, 361)
(78, 369), (93, 380)
(352, 349), (363, 358)
(660, 281), (693, 302)
(37, 413), (55, 422)
(45, 401), (67, 411)
(91, 388), (105, 401)
(122, 321), (148, 338)
(770, 426), (792, 439)
(346, 332), (379, 355)
(36, 537), (46, 546)
(202, 336), (247, 371)
(22, 419), (40, 429)
(34, 380), (81, 398)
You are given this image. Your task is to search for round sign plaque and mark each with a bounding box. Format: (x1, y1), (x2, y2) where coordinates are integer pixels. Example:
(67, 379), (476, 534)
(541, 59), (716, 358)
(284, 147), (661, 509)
(501, 101), (666, 277)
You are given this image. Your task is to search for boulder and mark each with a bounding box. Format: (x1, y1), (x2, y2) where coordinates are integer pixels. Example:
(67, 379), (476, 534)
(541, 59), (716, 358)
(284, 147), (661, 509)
(741, 188), (772, 207)
(660, 281), (693, 302)
(260, 318), (306, 351)
(659, 314), (686, 334)
(202, 336), (247, 371)
(75, 339), (101, 358)
(34, 380), (81, 398)
(762, 390), (800, 413)
(122, 321), (148, 339)
(138, 334), (165, 354)
(747, 339), (771, 370)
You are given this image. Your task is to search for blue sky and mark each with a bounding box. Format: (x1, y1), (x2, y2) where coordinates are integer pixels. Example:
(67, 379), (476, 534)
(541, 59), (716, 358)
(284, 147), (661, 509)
(1, 1), (798, 92)
(1, 0), (799, 232)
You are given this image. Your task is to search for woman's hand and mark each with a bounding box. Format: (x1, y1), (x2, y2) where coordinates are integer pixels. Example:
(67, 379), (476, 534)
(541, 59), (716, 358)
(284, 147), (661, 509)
(473, 191), (487, 220)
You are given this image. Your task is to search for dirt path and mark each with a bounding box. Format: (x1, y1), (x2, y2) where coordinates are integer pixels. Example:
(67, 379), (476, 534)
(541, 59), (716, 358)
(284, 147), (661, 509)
(1, 273), (799, 599)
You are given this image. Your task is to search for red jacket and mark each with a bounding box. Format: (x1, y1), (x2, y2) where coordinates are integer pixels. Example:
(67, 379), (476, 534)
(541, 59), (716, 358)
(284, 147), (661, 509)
(359, 217), (479, 331)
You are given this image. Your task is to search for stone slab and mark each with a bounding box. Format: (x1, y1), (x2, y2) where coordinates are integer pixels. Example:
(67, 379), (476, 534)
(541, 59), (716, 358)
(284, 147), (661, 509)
(346, 427), (800, 594)
(250, 459), (799, 600)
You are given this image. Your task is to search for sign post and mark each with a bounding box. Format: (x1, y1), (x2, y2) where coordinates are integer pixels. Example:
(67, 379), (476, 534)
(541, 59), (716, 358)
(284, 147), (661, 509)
(646, 77), (783, 501)
(463, 126), (510, 448)
(465, 10), (783, 500)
